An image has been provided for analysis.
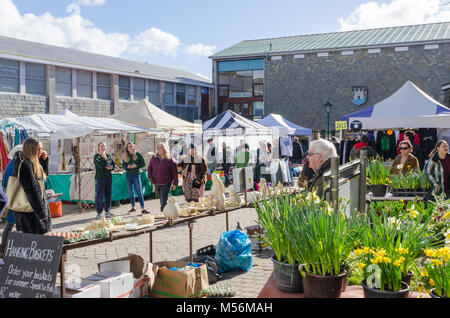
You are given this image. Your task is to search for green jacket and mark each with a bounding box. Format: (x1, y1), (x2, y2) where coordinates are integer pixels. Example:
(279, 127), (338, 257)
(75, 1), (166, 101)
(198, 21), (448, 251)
(122, 152), (146, 175)
(235, 151), (252, 169)
(94, 153), (115, 179)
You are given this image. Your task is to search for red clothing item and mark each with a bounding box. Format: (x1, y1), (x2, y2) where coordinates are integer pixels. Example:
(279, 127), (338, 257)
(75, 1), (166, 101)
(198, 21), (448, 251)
(398, 132), (421, 154)
(439, 154), (450, 194)
(354, 142), (368, 150)
(147, 156), (178, 186)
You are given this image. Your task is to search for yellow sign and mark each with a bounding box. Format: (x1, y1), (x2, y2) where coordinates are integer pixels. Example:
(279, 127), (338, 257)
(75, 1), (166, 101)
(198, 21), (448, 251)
(335, 121), (348, 131)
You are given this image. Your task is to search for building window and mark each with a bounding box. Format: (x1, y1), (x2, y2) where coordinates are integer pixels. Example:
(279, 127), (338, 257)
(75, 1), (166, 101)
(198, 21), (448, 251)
(230, 71), (253, 98)
(163, 82), (174, 105)
(119, 75), (130, 100)
(148, 80), (159, 105)
(218, 85), (229, 97)
(253, 101), (264, 121)
(187, 85), (196, 106)
(176, 84), (185, 105)
(253, 84), (263, 97)
(134, 77), (145, 101)
(97, 73), (111, 100)
(56, 66), (72, 97)
(77, 70), (92, 98)
(25, 62), (46, 95)
(218, 72), (230, 85)
(0, 58), (19, 93)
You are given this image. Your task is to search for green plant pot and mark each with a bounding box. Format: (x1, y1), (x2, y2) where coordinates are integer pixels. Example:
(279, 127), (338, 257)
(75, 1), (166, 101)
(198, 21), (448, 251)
(361, 280), (409, 298)
(302, 270), (347, 298)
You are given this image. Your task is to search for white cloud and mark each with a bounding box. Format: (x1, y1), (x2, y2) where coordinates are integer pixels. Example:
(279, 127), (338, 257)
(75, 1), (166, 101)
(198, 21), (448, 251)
(130, 27), (181, 56)
(185, 43), (217, 57)
(339, 0), (450, 31)
(74, 0), (106, 6)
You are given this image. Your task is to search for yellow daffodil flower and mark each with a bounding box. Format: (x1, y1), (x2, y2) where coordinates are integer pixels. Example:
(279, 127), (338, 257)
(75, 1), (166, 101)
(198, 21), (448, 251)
(394, 257), (405, 267)
(444, 211), (450, 220)
(421, 269), (428, 277)
(429, 278), (435, 287)
(417, 285), (424, 292)
(378, 249), (387, 257)
(383, 257), (391, 264)
(358, 263), (366, 269)
(424, 247), (436, 258)
(430, 259), (443, 267)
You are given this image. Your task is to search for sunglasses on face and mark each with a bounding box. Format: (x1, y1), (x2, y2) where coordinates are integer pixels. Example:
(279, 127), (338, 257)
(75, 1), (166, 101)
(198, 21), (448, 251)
(399, 147), (410, 150)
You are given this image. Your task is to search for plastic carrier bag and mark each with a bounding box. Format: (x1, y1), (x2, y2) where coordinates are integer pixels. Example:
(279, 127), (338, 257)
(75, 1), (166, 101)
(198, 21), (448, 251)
(215, 229), (253, 273)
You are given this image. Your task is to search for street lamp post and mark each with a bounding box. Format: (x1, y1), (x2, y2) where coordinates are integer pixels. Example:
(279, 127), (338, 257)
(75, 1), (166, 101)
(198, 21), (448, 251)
(323, 101), (333, 138)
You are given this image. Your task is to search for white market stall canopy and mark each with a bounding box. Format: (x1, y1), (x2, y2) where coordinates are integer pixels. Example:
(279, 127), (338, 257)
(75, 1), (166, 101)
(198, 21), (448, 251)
(110, 99), (202, 134)
(202, 110), (272, 136)
(0, 110), (155, 138)
(343, 81), (450, 130)
(258, 113), (313, 136)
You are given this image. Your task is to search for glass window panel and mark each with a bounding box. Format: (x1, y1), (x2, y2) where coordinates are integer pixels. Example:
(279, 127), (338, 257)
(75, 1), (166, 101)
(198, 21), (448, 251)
(97, 86), (111, 100)
(218, 72), (229, 85)
(0, 76), (19, 93)
(0, 59), (19, 77)
(176, 92), (185, 105)
(148, 79), (159, 93)
(149, 92), (159, 105)
(77, 85), (92, 98)
(134, 78), (145, 91)
(134, 90), (145, 101)
(56, 82), (72, 96)
(119, 75), (130, 88)
(26, 79), (46, 95)
(229, 72), (242, 91)
(253, 70), (264, 84)
(97, 73), (111, 87)
(77, 70), (92, 85)
(253, 101), (264, 121)
(253, 84), (264, 97)
(242, 76), (252, 94)
(26, 63), (46, 80)
(176, 84), (185, 94)
(164, 82), (174, 105)
(119, 88), (130, 100)
(219, 86), (228, 97)
(55, 67), (72, 83)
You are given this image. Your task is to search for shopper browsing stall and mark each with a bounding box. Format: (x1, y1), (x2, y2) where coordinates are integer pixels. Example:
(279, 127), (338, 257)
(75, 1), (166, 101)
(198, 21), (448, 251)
(349, 135), (377, 161)
(307, 139), (338, 197)
(123, 142), (148, 214)
(179, 145), (208, 203)
(424, 140), (450, 198)
(94, 142), (115, 219)
(389, 140), (420, 175)
(148, 143), (178, 212)
(11, 137), (51, 234)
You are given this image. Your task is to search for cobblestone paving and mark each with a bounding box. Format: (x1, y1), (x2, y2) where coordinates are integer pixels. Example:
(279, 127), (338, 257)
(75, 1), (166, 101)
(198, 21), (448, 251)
(1, 190), (274, 298)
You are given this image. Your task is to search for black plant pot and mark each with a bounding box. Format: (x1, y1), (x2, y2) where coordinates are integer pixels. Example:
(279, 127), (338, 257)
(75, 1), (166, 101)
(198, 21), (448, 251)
(430, 288), (447, 298)
(303, 270), (347, 298)
(372, 184), (388, 197)
(271, 255), (303, 293)
(361, 280), (409, 298)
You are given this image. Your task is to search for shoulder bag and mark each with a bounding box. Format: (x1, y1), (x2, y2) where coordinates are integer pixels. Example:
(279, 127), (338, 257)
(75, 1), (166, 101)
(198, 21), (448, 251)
(5, 158), (45, 213)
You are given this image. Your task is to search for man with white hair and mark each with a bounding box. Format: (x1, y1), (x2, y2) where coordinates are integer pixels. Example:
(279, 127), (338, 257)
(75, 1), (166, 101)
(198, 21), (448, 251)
(307, 139), (338, 197)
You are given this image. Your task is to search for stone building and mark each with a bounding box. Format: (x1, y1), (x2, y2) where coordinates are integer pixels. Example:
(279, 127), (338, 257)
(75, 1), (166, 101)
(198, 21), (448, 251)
(209, 22), (450, 131)
(0, 35), (213, 122)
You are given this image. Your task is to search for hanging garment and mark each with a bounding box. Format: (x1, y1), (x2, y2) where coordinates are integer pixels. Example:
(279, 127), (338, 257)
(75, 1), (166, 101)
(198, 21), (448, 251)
(279, 137), (293, 157)
(0, 136), (10, 174)
(269, 159), (280, 184)
(19, 129), (29, 143)
(14, 127), (20, 146)
(419, 128), (438, 156)
(279, 158), (292, 183)
(233, 168), (243, 193)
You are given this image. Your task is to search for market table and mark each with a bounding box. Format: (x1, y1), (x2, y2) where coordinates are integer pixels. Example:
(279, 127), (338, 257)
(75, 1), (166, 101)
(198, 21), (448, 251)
(257, 272), (430, 298)
(57, 204), (250, 298)
(366, 193), (425, 203)
(46, 171), (152, 203)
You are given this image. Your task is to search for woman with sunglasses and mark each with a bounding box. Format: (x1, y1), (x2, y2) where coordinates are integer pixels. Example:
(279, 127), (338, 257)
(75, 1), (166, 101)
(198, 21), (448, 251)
(389, 140), (419, 175)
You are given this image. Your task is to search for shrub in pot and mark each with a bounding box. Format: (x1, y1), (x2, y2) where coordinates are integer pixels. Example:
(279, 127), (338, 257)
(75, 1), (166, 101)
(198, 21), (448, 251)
(367, 159), (390, 197)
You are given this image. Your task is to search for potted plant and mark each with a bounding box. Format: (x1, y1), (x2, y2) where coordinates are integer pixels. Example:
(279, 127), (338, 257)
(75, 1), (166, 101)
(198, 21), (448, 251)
(255, 193), (303, 293)
(286, 193), (353, 298)
(419, 247), (449, 298)
(367, 159), (390, 197)
(355, 204), (440, 297)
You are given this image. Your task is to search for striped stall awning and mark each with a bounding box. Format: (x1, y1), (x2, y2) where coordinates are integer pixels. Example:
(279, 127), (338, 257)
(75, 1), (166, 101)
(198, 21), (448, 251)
(203, 110), (272, 136)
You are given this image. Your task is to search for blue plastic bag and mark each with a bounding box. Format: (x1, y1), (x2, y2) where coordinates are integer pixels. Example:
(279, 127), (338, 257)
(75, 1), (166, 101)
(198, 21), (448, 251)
(215, 230), (253, 273)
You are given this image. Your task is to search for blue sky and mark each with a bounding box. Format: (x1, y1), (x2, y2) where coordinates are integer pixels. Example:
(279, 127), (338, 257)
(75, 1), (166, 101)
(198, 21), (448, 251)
(2, 0), (449, 80)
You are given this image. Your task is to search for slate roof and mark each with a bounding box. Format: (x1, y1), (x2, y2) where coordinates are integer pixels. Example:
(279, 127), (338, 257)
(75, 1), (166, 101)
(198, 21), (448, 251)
(210, 22), (450, 59)
(0, 35), (212, 87)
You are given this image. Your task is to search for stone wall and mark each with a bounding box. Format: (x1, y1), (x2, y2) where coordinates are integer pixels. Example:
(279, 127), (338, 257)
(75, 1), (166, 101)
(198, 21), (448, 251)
(55, 97), (112, 117)
(264, 43), (450, 130)
(0, 93), (47, 119)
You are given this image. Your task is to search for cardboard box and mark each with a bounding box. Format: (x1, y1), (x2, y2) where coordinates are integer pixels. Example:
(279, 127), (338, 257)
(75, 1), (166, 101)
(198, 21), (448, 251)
(149, 261), (209, 298)
(98, 254), (153, 298)
(84, 271), (133, 298)
(53, 282), (101, 298)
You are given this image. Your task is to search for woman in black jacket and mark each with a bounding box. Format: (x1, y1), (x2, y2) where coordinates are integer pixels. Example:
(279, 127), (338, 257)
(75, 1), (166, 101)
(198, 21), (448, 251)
(13, 137), (50, 234)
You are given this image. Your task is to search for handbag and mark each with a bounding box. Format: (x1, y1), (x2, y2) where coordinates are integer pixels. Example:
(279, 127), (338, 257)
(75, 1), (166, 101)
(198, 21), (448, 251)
(5, 157), (45, 213)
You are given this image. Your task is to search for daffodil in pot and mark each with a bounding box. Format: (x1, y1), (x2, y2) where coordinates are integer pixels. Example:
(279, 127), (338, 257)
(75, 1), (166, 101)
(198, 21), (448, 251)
(286, 193), (353, 298)
(255, 193), (303, 293)
(419, 247), (449, 298)
(367, 159), (390, 197)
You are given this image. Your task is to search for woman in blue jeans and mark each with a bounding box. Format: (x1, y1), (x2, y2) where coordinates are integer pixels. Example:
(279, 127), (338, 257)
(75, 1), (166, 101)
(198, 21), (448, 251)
(123, 142), (149, 214)
(94, 142), (115, 219)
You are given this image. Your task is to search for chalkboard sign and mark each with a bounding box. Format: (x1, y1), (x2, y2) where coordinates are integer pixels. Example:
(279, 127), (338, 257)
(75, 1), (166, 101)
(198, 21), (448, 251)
(0, 232), (63, 298)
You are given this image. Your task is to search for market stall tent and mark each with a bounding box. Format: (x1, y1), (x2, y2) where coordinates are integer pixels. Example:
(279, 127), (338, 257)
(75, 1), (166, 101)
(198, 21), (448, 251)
(110, 99), (202, 134)
(258, 113), (313, 136)
(342, 81), (450, 129)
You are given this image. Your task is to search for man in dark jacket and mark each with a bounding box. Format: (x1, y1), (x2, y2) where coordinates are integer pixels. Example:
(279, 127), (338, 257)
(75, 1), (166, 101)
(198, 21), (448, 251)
(291, 137), (304, 164)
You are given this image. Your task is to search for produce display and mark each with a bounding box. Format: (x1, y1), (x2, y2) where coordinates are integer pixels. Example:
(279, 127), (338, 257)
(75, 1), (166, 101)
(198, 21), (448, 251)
(83, 216), (115, 231)
(46, 228), (110, 244)
(129, 215), (155, 226)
